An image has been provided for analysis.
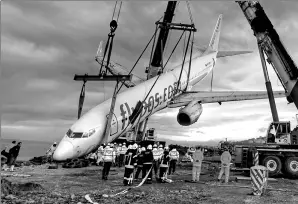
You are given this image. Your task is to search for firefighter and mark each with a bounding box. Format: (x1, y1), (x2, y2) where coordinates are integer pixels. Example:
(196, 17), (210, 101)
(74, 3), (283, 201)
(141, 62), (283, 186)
(119, 142), (127, 167)
(191, 146), (204, 182)
(123, 145), (137, 186)
(134, 147), (145, 180)
(102, 144), (116, 180)
(169, 147), (179, 175)
(159, 146), (170, 183)
(152, 144), (160, 179)
(142, 144), (154, 184)
(96, 145), (104, 166)
(218, 147), (232, 183)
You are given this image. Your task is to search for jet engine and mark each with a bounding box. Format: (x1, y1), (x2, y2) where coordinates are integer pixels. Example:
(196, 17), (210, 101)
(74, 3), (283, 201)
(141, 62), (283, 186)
(177, 101), (203, 126)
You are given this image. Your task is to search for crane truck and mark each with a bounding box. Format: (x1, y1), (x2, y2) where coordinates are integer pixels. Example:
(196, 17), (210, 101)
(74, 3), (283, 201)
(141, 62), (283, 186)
(233, 1), (298, 178)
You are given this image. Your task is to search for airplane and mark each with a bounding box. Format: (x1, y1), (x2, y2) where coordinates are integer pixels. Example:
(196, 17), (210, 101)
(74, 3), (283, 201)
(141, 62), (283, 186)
(53, 14), (285, 161)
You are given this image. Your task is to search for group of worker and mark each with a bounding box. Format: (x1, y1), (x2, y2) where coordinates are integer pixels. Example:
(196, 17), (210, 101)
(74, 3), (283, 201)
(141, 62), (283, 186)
(189, 146), (232, 183)
(99, 142), (180, 185)
(1, 141), (22, 172)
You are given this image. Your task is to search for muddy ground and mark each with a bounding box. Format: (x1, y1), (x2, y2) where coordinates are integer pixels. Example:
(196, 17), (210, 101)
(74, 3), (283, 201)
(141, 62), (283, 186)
(1, 163), (298, 204)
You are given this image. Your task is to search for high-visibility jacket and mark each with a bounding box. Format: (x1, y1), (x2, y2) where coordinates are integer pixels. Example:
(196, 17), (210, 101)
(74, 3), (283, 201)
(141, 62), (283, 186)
(152, 149), (160, 161)
(169, 149), (179, 160)
(192, 150), (204, 167)
(221, 151), (231, 166)
(116, 147), (121, 156)
(120, 146), (128, 154)
(46, 145), (56, 156)
(103, 148), (116, 162)
(158, 148), (164, 160)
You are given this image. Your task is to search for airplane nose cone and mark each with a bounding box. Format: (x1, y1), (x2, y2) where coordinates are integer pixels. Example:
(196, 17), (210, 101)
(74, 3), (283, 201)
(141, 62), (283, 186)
(53, 141), (75, 161)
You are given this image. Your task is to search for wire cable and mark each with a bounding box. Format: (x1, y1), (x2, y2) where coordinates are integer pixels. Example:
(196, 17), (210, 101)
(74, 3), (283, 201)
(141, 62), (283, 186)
(117, 28), (159, 94)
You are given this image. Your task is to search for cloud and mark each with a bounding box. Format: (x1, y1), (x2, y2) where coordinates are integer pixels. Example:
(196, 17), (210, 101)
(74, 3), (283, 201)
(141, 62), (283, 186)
(2, 1), (298, 143)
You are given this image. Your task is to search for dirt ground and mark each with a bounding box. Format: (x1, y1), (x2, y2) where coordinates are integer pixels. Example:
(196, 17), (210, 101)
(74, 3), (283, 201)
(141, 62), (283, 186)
(1, 163), (298, 204)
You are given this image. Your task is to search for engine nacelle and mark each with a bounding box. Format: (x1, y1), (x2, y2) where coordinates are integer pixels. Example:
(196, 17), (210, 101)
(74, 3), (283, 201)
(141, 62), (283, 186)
(177, 101), (203, 126)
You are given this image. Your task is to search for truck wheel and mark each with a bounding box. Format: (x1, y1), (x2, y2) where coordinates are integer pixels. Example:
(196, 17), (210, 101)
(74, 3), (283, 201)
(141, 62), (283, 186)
(263, 156), (282, 177)
(284, 157), (298, 178)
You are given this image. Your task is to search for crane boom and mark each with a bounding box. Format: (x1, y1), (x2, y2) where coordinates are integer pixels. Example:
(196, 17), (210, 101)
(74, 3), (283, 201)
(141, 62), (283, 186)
(237, 1), (298, 109)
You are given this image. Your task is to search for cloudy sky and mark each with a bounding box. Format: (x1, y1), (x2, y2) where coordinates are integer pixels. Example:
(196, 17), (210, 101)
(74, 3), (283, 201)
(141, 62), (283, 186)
(1, 1), (298, 144)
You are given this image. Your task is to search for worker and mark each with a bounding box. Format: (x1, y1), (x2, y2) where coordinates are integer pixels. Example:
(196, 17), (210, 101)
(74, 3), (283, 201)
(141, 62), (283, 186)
(116, 143), (122, 167)
(159, 146), (170, 183)
(96, 145), (104, 166)
(191, 146), (204, 182)
(102, 144), (116, 180)
(134, 147), (145, 180)
(152, 144), (160, 179)
(2, 141), (17, 171)
(142, 144), (154, 184)
(218, 147), (232, 183)
(119, 142), (127, 167)
(268, 126), (276, 143)
(88, 150), (98, 165)
(7, 142), (22, 172)
(169, 147), (179, 175)
(112, 143), (118, 167)
(123, 145), (137, 186)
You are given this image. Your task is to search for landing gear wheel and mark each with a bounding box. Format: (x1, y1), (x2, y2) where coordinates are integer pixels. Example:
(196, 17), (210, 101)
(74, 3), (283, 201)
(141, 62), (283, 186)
(262, 156), (281, 177)
(284, 157), (298, 178)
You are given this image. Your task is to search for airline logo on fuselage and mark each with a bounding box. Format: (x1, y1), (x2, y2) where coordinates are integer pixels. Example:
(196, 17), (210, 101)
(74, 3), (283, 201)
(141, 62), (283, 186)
(118, 81), (179, 132)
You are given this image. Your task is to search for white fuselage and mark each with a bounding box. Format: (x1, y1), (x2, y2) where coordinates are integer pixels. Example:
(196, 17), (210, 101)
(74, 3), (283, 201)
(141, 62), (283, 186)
(53, 51), (217, 161)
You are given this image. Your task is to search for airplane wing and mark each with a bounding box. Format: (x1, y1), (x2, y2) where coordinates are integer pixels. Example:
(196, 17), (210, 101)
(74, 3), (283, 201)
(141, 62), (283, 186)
(167, 91), (285, 108)
(99, 60), (146, 88)
(216, 51), (253, 58)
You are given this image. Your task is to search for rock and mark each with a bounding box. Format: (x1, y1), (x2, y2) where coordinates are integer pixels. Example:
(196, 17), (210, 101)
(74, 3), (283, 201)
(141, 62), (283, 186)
(5, 194), (17, 200)
(71, 193), (75, 200)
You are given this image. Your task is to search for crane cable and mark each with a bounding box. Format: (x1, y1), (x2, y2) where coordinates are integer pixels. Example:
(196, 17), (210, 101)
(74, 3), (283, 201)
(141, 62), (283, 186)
(186, 1), (194, 25)
(112, 1), (122, 22)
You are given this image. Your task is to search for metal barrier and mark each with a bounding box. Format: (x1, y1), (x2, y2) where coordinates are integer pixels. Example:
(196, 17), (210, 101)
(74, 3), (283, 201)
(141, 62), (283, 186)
(250, 165), (269, 196)
(253, 151), (259, 166)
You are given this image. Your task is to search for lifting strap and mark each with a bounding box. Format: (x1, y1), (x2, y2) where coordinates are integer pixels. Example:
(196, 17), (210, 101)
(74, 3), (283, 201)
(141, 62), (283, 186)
(78, 80), (86, 119)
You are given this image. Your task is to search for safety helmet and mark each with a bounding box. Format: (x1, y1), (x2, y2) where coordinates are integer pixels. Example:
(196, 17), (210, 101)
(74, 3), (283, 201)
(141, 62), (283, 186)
(153, 144), (157, 148)
(128, 145), (133, 149)
(54, 142), (57, 145)
(159, 144), (163, 148)
(119, 144), (122, 147)
(133, 143), (138, 149)
(147, 144), (153, 150)
(172, 148), (176, 151)
(110, 144), (114, 148)
(141, 147), (146, 151)
(123, 142), (126, 145)
(164, 146), (169, 150)
(138, 145), (141, 148)
(114, 143), (117, 145)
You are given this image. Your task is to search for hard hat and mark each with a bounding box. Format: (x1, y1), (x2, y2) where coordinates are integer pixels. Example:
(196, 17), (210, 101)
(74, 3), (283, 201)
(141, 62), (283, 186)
(119, 144), (122, 147)
(138, 145), (141, 148)
(141, 147), (146, 151)
(159, 144), (163, 148)
(123, 142), (126, 145)
(128, 145), (132, 149)
(110, 144), (114, 148)
(114, 143), (117, 145)
(147, 144), (152, 150)
(153, 144), (157, 148)
(164, 146), (169, 150)
(54, 142), (57, 145)
(133, 144), (138, 149)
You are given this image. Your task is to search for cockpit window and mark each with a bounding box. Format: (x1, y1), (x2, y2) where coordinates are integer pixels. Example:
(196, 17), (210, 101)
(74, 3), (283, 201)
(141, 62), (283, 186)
(69, 132), (83, 138)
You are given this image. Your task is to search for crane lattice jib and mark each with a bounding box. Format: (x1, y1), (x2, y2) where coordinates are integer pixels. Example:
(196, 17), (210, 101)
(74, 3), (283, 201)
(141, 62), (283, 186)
(237, 1), (298, 108)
